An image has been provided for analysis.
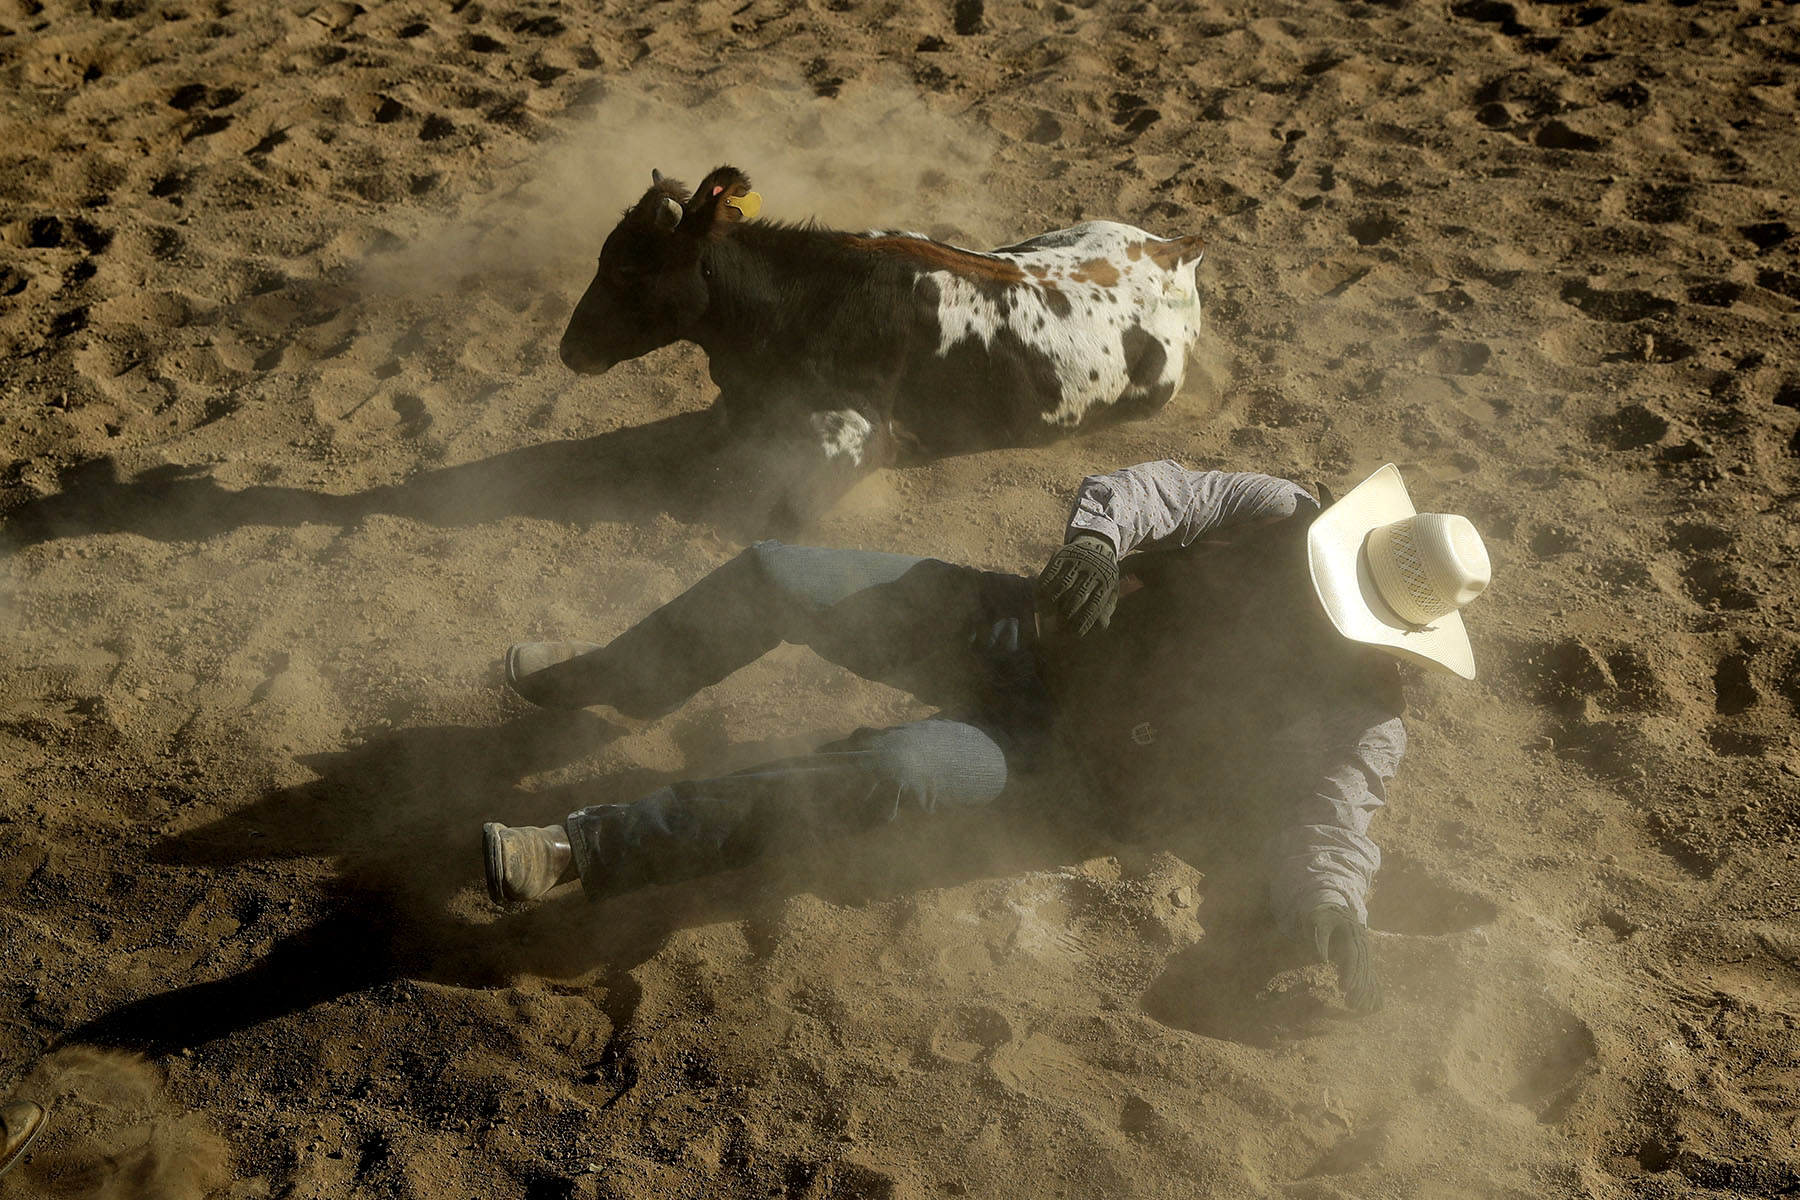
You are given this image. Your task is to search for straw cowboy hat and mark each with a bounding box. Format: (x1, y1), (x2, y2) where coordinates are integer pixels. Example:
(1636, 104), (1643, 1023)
(1308, 464), (1492, 679)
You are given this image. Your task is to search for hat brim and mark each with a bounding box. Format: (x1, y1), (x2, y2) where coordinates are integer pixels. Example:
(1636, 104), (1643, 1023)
(1307, 464), (1478, 679)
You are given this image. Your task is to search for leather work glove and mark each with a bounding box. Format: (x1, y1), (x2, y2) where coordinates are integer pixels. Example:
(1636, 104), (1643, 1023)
(1035, 534), (1119, 638)
(1309, 904), (1383, 1014)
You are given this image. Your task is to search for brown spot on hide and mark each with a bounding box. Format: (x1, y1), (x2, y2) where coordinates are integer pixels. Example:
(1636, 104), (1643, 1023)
(1041, 283), (1073, 318)
(1143, 234), (1206, 270)
(1126, 243), (1144, 260)
(1070, 258), (1121, 286)
(847, 235), (1029, 284)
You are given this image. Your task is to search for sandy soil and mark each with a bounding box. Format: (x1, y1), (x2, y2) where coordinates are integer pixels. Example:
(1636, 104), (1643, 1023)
(1, 0), (1798, 1195)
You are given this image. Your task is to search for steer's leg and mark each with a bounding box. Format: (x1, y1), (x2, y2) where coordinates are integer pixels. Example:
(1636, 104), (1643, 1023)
(772, 405), (893, 529)
(716, 403), (893, 533)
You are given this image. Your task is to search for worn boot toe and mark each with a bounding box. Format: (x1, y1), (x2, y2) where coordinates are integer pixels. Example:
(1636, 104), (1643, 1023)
(505, 642), (604, 709)
(482, 823), (574, 903)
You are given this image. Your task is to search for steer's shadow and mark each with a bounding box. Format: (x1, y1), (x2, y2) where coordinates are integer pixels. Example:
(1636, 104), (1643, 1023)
(2, 409), (838, 547)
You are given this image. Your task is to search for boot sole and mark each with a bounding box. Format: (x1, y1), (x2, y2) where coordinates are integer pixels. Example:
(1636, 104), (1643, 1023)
(504, 642), (602, 709)
(482, 822), (509, 904)
(0, 1102), (47, 1179)
(503, 645), (531, 701)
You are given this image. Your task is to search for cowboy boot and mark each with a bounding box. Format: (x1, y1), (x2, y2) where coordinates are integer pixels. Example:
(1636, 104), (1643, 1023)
(0, 1101), (46, 1179)
(482, 823), (574, 902)
(504, 642), (605, 709)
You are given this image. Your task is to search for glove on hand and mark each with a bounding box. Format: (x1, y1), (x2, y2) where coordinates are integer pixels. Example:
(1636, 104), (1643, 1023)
(1036, 534), (1119, 638)
(1309, 904), (1383, 1014)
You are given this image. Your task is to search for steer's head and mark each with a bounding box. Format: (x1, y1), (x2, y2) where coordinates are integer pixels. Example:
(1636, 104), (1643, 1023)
(559, 166), (758, 374)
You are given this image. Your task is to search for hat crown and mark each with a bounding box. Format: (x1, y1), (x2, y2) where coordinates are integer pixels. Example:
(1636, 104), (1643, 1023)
(1365, 513), (1491, 626)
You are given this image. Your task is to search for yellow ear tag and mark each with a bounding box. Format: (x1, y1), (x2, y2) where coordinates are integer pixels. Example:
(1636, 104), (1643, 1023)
(725, 191), (763, 220)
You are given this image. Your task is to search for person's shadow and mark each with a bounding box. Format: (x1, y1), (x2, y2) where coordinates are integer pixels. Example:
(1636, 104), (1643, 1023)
(64, 707), (630, 1056)
(65, 708), (1088, 1059)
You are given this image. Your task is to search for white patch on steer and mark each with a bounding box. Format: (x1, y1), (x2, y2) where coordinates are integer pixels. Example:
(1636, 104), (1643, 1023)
(811, 408), (874, 466)
(913, 220), (1204, 428)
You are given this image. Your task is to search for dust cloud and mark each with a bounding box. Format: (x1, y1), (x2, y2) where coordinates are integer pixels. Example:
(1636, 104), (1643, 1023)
(5, 1048), (229, 1200)
(370, 71), (1002, 296)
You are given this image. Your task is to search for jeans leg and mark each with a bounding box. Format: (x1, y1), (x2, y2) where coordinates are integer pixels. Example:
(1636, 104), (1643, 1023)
(525, 542), (1031, 716)
(564, 719), (1010, 895)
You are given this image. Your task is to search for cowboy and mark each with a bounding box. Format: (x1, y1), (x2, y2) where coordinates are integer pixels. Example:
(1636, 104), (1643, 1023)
(480, 462), (1491, 1012)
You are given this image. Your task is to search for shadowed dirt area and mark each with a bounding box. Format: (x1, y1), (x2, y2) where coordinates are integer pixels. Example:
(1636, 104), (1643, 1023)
(2, 0), (1798, 1196)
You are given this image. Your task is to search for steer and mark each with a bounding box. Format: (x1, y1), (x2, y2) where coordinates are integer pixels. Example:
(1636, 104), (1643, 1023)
(561, 165), (1205, 486)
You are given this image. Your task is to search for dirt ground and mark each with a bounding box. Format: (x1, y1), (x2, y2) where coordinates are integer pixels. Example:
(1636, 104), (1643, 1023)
(2, 0), (1798, 1195)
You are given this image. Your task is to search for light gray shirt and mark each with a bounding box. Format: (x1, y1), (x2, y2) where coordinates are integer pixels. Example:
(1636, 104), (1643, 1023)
(1065, 461), (1405, 938)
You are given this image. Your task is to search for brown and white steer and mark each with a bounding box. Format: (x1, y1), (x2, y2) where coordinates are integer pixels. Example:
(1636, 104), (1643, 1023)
(560, 165), (1205, 476)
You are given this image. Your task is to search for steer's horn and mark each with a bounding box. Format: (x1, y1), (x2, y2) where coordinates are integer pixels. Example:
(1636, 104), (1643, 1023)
(651, 168), (664, 185)
(654, 195), (684, 232)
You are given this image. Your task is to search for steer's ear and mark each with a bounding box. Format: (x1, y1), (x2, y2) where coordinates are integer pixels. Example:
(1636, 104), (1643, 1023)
(681, 165), (758, 239)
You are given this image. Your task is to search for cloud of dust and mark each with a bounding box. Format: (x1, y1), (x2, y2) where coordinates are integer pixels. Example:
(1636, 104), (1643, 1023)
(374, 71), (1002, 294)
(7, 1047), (230, 1200)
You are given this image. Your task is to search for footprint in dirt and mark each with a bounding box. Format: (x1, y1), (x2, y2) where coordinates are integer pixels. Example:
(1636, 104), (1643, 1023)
(1712, 647), (1758, 716)
(1740, 221), (1792, 251)
(1595, 329), (1694, 364)
(1681, 556), (1760, 612)
(1451, 0), (1529, 37)
(1560, 279), (1676, 322)
(1110, 92), (1160, 138)
(1626, 183), (1694, 224)
(1474, 101), (1512, 129)
(1604, 80), (1649, 109)
(1587, 402), (1668, 451)
(1772, 379), (1800, 413)
(169, 83), (242, 112)
(1535, 119), (1605, 152)
(1423, 338), (1491, 376)
(1524, 636), (1669, 718)
(1446, 994), (1597, 1124)
(928, 1004), (1013, 1066)
(14, 215), (110, 253)
(1347, 214), (1399, 246)
(1686, 279), (1742, 307)
(1757, 269), (1800, 301)
(1580, 908), (1638, 944)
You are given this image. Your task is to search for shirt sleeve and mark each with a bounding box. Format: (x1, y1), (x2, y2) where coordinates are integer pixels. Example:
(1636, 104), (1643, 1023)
(1064, 461), (1315, 554)
(1268, 704), (1406, 940)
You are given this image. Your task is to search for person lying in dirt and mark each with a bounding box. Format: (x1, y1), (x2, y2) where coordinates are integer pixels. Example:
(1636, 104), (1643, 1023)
(479, 461), (1492, 1014)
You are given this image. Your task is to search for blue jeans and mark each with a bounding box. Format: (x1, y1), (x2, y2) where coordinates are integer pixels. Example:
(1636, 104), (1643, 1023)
(558, 542), (1051, 896)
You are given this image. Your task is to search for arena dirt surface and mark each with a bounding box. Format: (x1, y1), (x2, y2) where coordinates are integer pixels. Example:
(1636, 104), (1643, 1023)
(2, 0), (1799, 1195)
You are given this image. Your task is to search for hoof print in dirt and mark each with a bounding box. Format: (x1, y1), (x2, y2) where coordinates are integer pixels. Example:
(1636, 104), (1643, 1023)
(1561, 280), (1676, 322)
(1519, 638), (1671, 778)
(1589, 402), (1668, 451)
